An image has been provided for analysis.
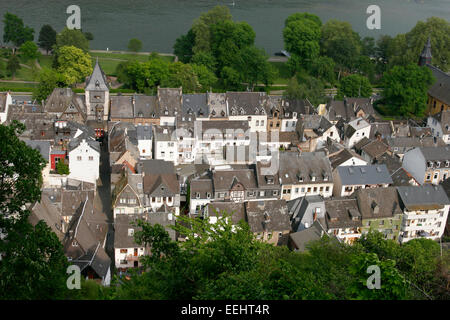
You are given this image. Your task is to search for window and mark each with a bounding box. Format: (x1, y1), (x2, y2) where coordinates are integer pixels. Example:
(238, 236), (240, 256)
(273, 190), (278, 196)
(295, 188), (299, 193)
(120, 249), (128, 254)
(88, 156), (93, 161)
(129, 198), (136, 204)
(301, 187), (305, 193)
(120, 198), (126, 204)
(256, 120), (259, 126)
(307, 187), (311, 193)
(325, 186), (330, 192)
(313, 187), (317, 192)
(77, 156), (82, 161)
(261, 120), (264, 126)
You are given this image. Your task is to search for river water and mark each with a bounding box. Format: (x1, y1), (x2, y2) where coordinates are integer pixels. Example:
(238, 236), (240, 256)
(0, 0), (449, 55)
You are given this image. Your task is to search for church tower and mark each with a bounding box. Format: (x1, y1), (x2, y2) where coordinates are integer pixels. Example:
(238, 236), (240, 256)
(418, 37), (432, 67)
(85, 58), (110, 121)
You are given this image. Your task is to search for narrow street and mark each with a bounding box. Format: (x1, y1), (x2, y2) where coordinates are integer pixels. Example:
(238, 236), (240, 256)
(96, 135), (115, 271)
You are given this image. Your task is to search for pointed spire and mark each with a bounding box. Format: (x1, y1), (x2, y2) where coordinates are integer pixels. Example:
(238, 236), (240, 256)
(85, 57), (109, 91)
(418, 36), (432, 67)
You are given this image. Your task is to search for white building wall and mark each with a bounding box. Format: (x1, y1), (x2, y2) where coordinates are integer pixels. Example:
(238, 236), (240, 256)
(137, 139), (152, 159)
(400, 204), (450, 243)
(229, 115), (267, 132)
(0, 92), (12, 124)
(68, 140), (100, 184)
(155, 141), (178, 164)
(346, 125), (371, 148)
(114, 247), (146, 269)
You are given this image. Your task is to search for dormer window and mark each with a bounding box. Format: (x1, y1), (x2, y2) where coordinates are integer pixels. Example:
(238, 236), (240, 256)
(446, 161), (449, 167)
(427, 161), (434, 168)
(164, 109), (169, 115)
(95, 80), (100, 88)
(206, 193), (211, 199)
(323, 173), (329, 181)
(297, 173), (303, 182)
(196, 192), (200, 199)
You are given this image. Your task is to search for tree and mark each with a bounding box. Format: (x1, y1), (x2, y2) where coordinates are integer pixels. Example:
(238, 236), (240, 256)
(284, 73), (325, 106)
(238, 46), (276, 89)
(191, 51), (217, 73)
(361, 36), (376, 57)
(6, 54), (21, 79)
(388, 17), (450, 72)
(33, 68), (66, 102)
(382, 64), (434, 117)
(128, 38), (143, 53)
(191, 64), (217, 91)
(0, 121), (70, 300)
(337, 74), (372, 99)
(56, 46), (93, 85)
(162, 62), (199, 93)
(56, 27), (89, 52)
(3, 12), (34, 48)
(56, 159), (69, 175)
(284, 12), (322, 28)
(220, 66), (242, 91)
(283, 14), (321, 68)
(83, 31), (94, 41)
(38, 24), (57, 54)
(355, 55), (376, 83)
(321, 19), (362, 73)
(191, 5), (232, 54)
(310, 56), (336, 85)
(19, 41), (39, 61)
(173, 29), (196, 63)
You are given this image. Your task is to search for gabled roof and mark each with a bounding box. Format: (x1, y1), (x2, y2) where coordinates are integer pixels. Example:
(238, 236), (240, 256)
(397, 185), (450, 211)
(337, 165), (393, 186)
(213, 168), (257, 191)
(324, 198), (362, 229)
(426, 64), (450, 105)
(356, 187), (402, 220)
(85, 58), (109, 91)
(245, 200), (290, 234)
(329, 148), (366, 169)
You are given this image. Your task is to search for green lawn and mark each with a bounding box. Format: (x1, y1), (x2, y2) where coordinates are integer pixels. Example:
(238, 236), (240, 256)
(38, 55), (54, 69)
(269, 61), (292, 85)
(90, 51), (175, 63)
(0, 81), (37, 92)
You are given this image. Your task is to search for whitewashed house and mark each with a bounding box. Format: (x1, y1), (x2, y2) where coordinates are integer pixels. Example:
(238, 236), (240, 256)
(226, 92), (269, 132)
(136, 125), (152, 159)
(0, 92), (12, 124)
(342, 117), (371, 148)
(397, 185), (450, 243)
(68, 138), (100, 184)
(427, 111), (450, 144)
(153, 126), (178, 164)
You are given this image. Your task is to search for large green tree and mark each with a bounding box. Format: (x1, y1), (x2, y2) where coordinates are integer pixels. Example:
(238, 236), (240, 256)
(6, 54), (21, 79)
(321, 19), (362, 74)
(19, 41), (39, 62)
(33, 68), (66, 102)
(56, 45), (93, 85)
(38, 24), (57, 54)
(283, 13), (321, 69)
(0, 121), (69, 299)
(128, 38), (143, 53)
(337, 74), (372, 99)
(55, 27), (89, 52)
(2, 12), (34, 48)
(382, 63), (434, 117)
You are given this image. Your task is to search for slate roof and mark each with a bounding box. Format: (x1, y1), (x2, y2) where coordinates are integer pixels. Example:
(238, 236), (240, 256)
(182, 94), (209, 118)
(426, 64), (450, 105)
(361, 139), (389, 159)
(134, 95), (158, 119)
(44, 88), (86, 116)
(205, 202), (246, 225)
(419, 146), (450, 161)
(370, 122), (393, 139)
(190, 178), (214, 199)
(137, 159), (175, 175)
(207, 92), (227, 118)
(299, 115), (333, 135)
(213, 168), (258, 191)
(21, 139), (50, 161)
(147, 212), (176, 241)
(114, 214), (145, 249)
(136, 125), (153, 140)
(143, 174), (179, 197)
(85, 59), (109, 91)
(283, 99), (315, 116)
(355, 187), (402, 220)
(110, 96), (134, 119)
(279, 152), (333, 185)
(324, 198), (362, 229)
(157, 87), (182, 116)
(245, 200), (291, 233)
(385, 136), (445, 151)
(326, 100), (348, 121)
(30, 195), (64, 241)
(397, 185), (450, 211)
(226, 92), (268, 116)
(289, 220), (324, 251)
(337, 164), (393, 186)
(329, 148), (366, 169)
